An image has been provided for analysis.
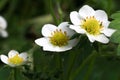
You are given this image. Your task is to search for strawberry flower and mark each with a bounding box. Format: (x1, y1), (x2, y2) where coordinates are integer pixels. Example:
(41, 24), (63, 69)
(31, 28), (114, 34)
(69, 5), (115, 44)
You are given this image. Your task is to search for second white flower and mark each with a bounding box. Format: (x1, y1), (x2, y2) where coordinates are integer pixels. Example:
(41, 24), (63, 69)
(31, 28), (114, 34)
(70, 5), (115, 44)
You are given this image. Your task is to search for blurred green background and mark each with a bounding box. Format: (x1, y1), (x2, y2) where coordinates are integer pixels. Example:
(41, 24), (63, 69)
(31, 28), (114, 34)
(0, 0), (119, 52)
(0, 0), (120, 80)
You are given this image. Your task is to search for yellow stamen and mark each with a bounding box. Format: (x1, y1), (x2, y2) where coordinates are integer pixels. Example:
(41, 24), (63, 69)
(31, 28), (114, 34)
(50, 29), (69, 47)
(8, 54), (24, 65)
(82, 16), (103, 35)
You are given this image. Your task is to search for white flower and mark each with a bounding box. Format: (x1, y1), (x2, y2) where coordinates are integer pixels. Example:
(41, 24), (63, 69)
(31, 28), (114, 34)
(0, 50), (28, 67)
(0, 16), (8, 38)
(69, 5), (116, 44)
(35, 22), (78, 52)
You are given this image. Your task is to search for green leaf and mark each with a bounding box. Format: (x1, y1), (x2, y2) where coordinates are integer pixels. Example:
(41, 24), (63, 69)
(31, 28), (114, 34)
(14, 68), (28, 80)
(110, 30), (120, 43)
(111, 12), (120, 19)
(0, 66), (11, 80)
(109, 20), (120, 30)
(91, 56), (120, 80)
(117, 44), (120, 56)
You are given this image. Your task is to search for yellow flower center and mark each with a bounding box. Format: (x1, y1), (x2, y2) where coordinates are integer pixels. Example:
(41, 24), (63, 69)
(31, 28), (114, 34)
(8, 54), (24, 65)
(50, 29), (69, 47)
(81, 16), (103, 35)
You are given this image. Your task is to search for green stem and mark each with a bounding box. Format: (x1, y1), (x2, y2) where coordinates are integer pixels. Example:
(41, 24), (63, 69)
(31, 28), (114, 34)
(57, 1), (63, 23)
(55, 54), (62, 69)
(98, 43), (102, 55)
(27, 45), (38, 80)
(70, 52), (96, 80)
(83, 53), (96, 80)
(13, 68), (17, 80)
(28, 45), (38, 53)
(6, 0), (18, 19)
(49, 0), (59, 25)
(65, 50), (78, 80)
(54, 53), (63, 80)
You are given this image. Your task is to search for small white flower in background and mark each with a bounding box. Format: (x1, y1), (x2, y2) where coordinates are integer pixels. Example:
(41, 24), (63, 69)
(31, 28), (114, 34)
(69, 5), (116, 44)
(0, 50), (28, 67)
(0, 16), (8, 38)
(35, 22), (78, 52)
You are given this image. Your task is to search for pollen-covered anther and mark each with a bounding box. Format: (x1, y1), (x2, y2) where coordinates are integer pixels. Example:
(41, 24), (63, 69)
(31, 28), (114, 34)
(50, 29), (69, 47)
(8, 54), (24, 65)
(100, 22), (103, 26)
(81, 16), (103, 35)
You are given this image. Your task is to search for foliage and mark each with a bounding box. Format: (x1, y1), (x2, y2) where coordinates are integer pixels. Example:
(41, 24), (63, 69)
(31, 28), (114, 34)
(0, 0), (120, 80)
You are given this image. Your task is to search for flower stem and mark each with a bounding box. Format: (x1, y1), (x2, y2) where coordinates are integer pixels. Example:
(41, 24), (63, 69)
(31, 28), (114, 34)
(70, 52), (96, 80)
(56, 1), (63, 24)
(49, 0), (59, 25)
(65, 50), (78, 80)
(54, 53), (63, 80)
(83, 53), (96, 80)
(13, 68), (17, 80)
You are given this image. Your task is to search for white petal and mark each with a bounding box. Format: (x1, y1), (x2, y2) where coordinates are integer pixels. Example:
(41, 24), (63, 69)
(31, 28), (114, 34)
(69, 38), (79, 47)
(8, 50), (19, 58)
(94, 34), (109, 44)
(7, 63), (16, 67)
(0, 55), (8, 65)
(70, 11), (81, 25)
(38, 38), (71, 52)
(1, 54), (16, 67)
(42, 24), (57, 37)
(35, 37), (48, 46)
(36, 37), (77, 52)
(58, 22), (75, 37)
(0, 30), (8, 38)
(19, 52), (28, 61)
(102, 28), (116, 37)
(0, 16), (7, 29)
(86, 34), (95, 43)
(37, 38), (62, 52)
(58, 22), (69, 28)
(94, 10), (108, 22)
(102, 21), (110, 28)
(43, 44), (72, 52)
(79, 5), (95, 19)
(8, 64), (16, 67)
(43, 39), (78, 52)
(69, 25), (85, 34)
